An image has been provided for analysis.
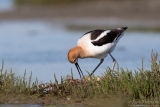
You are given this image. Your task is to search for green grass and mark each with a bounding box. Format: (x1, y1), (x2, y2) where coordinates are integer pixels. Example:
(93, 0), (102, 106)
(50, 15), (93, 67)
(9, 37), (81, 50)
(0, 51), (160, 105)
(0, 59), (40, 96)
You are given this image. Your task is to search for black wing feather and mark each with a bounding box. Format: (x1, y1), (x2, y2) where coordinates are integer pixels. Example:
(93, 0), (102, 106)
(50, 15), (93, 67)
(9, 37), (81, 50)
(91, 29), (124, 46)
(83, 29), (105, 40)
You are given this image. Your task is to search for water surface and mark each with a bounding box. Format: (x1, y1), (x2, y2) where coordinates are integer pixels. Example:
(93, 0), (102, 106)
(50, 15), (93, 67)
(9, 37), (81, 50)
(0, 20), (160, 82)
(0, 104), (42, 107)
(0, 0), (14, 11)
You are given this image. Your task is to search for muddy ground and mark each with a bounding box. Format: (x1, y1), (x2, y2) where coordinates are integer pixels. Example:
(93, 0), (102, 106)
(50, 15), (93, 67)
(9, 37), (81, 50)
(0, 93), (129, 106)
(0, 0), (160, 28)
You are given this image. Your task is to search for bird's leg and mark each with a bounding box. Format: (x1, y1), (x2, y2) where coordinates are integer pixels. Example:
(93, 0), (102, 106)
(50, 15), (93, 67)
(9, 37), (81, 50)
(109, 53), (117, 70)
(75, 62), (84, 79)
(90, 59), (104, 76)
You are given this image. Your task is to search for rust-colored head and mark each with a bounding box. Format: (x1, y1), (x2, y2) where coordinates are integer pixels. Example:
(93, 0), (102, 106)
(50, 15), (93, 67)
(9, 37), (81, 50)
(68, 46), (82, 64)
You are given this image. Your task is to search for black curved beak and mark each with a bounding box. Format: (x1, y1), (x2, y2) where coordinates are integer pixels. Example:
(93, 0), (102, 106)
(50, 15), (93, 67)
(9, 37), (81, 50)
(75, 62), (84, 79)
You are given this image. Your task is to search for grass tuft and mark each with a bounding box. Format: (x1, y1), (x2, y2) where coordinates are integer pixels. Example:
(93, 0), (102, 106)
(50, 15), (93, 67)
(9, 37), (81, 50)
(0, 51), (160, 104)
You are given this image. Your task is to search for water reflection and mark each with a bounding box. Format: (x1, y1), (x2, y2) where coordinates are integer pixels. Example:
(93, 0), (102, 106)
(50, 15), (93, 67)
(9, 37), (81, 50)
(0, 20), (160, 83)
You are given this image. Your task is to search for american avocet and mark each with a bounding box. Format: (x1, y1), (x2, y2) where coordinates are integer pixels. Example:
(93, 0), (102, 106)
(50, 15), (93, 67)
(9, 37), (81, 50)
(68, 27), (128, 79)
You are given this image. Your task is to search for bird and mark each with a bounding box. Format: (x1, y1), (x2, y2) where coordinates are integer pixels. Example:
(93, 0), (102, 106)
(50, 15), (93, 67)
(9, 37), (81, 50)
(68, 27), (128, 79)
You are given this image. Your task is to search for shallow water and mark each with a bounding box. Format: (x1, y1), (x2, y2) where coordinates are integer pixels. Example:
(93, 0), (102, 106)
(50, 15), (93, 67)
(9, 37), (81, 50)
(0, 0), (14, 11)
(0, 20), (160, 83)
(0, 104), (42, 107)
(0, 104), (85, 107)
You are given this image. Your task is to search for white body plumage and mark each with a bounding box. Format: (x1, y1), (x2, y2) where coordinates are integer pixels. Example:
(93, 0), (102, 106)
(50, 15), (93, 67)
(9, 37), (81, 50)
(78, 29), (125, 59)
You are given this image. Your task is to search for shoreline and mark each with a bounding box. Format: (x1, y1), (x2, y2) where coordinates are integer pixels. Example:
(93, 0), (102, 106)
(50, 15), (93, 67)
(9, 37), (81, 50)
(1, 17), (160, 32)
(0, 0), (160, 30)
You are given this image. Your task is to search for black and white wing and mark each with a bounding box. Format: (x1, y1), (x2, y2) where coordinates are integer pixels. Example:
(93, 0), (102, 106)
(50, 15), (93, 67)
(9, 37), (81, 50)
(91, 27), (128, 46)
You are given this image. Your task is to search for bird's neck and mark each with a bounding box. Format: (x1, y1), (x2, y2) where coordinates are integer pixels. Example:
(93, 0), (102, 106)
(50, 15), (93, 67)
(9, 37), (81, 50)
(75, 46), (86, 58)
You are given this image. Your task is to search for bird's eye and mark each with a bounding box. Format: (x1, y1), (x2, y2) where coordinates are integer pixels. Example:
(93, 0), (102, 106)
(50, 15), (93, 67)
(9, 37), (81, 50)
(73, 59), (76, 62)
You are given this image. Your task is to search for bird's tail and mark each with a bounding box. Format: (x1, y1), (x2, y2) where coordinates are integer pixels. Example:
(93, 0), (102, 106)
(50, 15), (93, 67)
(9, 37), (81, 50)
(121, 27), (128, 30)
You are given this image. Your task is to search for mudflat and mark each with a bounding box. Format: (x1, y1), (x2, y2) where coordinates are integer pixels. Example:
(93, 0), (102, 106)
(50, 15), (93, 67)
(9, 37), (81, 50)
(0, 0), (160, 26)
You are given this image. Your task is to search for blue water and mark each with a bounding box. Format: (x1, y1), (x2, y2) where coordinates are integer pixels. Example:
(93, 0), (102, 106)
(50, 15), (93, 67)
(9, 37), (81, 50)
(0, 0), (160, 83)
(0, 20), (160, 83)
(0, 0), (14, 11)
(0, 104), (42, 107)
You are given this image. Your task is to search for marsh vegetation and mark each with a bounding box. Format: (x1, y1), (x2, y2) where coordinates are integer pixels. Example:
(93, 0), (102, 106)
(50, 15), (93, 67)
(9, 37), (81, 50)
(0, 51), (160, 106)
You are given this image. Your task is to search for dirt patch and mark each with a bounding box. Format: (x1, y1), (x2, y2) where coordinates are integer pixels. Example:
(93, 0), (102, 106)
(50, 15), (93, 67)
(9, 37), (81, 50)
(0, 0), (160, 31)
(0, 93), (72, 105)
(0, 93), (130, 107)
(0, 0), (160, 22)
